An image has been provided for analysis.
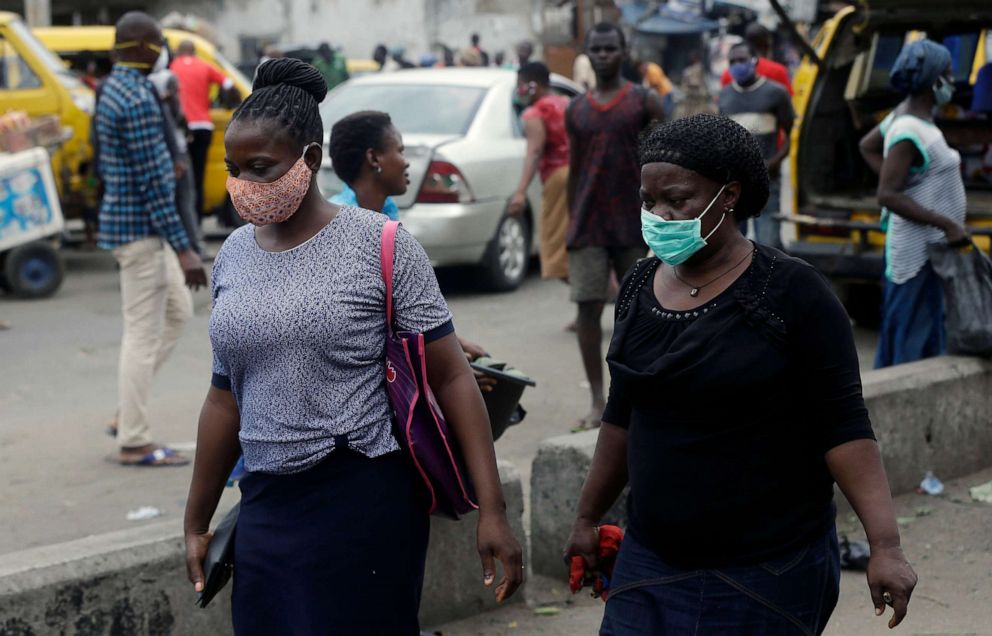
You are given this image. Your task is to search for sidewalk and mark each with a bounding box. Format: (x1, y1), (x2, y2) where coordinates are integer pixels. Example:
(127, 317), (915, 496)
(430, 466), (992, 635)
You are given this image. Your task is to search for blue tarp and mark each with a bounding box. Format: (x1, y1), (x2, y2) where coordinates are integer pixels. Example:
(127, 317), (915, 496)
(621, 3), (721, 36)
(620, 2), (653, 24)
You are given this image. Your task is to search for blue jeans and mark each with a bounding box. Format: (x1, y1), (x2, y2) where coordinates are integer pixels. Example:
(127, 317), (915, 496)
(601, 528), (840, 635)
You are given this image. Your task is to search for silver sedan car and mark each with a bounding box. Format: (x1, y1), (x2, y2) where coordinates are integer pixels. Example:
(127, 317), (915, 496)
(319, 68), (581, 291)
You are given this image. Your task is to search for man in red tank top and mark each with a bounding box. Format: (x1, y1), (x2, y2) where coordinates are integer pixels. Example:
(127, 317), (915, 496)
(566, 23), (666, 430)
(170, 40), (238, 219)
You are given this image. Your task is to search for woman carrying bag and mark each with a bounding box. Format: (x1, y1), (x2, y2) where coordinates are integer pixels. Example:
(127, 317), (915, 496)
(183, 59), (522, 635)
(859, 39), (970, 367)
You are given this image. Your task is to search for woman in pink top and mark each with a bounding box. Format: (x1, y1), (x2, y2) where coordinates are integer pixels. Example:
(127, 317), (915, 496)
(509, 62), (570, 280)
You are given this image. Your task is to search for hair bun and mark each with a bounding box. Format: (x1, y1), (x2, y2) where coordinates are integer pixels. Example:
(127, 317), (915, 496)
(253, 58), (328, 103)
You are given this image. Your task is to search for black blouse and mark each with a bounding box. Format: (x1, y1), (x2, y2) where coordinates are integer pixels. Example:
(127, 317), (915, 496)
(603, 245), (875, 569)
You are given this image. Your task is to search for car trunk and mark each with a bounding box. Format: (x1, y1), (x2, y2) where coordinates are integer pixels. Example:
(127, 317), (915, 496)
(320, 133), (459, 209)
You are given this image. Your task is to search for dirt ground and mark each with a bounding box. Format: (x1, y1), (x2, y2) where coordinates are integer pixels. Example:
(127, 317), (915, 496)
(430, 466), (992, 636)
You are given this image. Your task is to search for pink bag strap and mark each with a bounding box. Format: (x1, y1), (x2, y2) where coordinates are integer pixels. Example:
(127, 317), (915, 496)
(380, 221), (400, 329)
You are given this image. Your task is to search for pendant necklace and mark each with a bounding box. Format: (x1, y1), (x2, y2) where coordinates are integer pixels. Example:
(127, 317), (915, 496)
(672, 247), (756, 297)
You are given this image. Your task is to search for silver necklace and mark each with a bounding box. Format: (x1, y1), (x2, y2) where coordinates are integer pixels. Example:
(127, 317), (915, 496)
(672, 247), (755, 297)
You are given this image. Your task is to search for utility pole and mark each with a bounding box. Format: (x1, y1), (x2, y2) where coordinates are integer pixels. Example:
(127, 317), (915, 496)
(575, 0), (586, 45)
(24, 0), (51, 27)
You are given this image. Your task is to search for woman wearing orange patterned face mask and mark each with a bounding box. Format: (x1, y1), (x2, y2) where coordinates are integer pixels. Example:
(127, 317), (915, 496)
(184, 58), (522, 635)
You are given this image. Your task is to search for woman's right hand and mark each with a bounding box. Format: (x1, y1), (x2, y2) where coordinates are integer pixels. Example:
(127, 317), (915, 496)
(185, 530), (214, 593)
(563, 518), (600, 572)
(508, 191), (527, 218)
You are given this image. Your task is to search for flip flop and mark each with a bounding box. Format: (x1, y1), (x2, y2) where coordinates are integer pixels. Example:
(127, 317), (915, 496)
(571, 416), (601, 434)
(120, 447), (190, 467)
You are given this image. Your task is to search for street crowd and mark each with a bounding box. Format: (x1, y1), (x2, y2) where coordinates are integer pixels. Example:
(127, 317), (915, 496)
(81, 6), (992, 634)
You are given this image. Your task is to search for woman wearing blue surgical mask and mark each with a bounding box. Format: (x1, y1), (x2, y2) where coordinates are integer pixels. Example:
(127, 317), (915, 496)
(859, 39), (969, 368)
(564, 114), (916, 634)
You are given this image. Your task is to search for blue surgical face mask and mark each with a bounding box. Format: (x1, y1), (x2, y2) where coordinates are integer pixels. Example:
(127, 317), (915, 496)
(933, 76), (955, 106)
(641, 184), (728, 266)
(729, 60), (756, 84)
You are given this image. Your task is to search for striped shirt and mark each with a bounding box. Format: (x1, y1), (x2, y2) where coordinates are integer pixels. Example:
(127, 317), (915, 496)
(882, 114), (966, 284)
(95, 66), (190, 253)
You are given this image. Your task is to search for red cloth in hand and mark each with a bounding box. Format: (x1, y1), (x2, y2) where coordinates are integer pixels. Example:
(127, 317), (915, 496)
(568, 525), (624, 601)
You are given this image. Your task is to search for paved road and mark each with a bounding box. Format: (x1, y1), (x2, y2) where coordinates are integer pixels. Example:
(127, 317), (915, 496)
(0, 245), (878, 555)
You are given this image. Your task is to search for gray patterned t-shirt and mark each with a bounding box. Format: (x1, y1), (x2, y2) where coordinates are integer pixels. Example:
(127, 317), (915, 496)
(209, 206), (453, 474)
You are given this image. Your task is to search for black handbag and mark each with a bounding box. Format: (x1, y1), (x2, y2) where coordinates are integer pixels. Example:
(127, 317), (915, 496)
(196, 502), (239, 609)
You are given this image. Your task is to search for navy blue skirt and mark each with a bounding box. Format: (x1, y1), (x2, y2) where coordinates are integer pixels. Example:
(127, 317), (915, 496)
(875, 262), (946, 368)
(601, 529), (840, 636)
(232, 449), (430, 635)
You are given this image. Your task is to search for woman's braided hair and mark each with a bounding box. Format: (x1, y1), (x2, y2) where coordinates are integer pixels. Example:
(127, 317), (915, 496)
(230, 58), (328, 146)
(329, 111), (393, 185)
(639, 113), (770, 219)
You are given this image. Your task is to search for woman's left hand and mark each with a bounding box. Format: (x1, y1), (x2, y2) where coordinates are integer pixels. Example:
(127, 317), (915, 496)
(866, 545), (917, 629)
(477, 510), (524, 603)
(458, 337), (487, 361)
(458, 337), (497, 392)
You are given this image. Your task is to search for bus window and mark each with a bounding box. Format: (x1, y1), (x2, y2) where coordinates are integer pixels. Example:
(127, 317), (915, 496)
(943, 33), (980, 84)
(0, 38), (42, 90)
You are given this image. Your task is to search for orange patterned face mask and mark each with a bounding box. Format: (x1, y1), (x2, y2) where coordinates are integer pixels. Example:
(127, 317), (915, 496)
(226, 146), (316, 226)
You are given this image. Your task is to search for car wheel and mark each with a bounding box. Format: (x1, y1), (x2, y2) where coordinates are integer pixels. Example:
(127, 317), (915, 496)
(2, 241), (64, 298)
(483, 213), (531, 292)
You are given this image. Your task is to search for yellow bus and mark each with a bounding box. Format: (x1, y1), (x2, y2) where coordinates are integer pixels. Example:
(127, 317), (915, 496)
(0, 13), (96, 219)
(35, 26), (251, 221)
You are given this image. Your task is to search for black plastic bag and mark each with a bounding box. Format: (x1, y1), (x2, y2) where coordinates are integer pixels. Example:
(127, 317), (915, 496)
(929, 242), (992, 356)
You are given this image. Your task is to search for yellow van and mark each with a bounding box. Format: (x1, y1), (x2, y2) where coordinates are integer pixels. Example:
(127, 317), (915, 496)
(345, 58), (380, 77)
(787, 1), (992, 322)
(35, 26), (251, 220)
(0, 13), (96, 218)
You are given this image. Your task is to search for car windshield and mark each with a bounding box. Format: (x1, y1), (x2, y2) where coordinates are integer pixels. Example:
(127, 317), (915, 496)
(320, 83), (486, 135)
(10, 19), (82, 89)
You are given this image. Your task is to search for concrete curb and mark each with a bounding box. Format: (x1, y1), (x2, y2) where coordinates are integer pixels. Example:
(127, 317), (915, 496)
(861, 356), (992, 495)
(421, 460), (525, 627)
(0, 520), (229, 636)
(529, 430), (628, 581)
(529, 356), (992, 580)
(0, 460), (524, 634)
